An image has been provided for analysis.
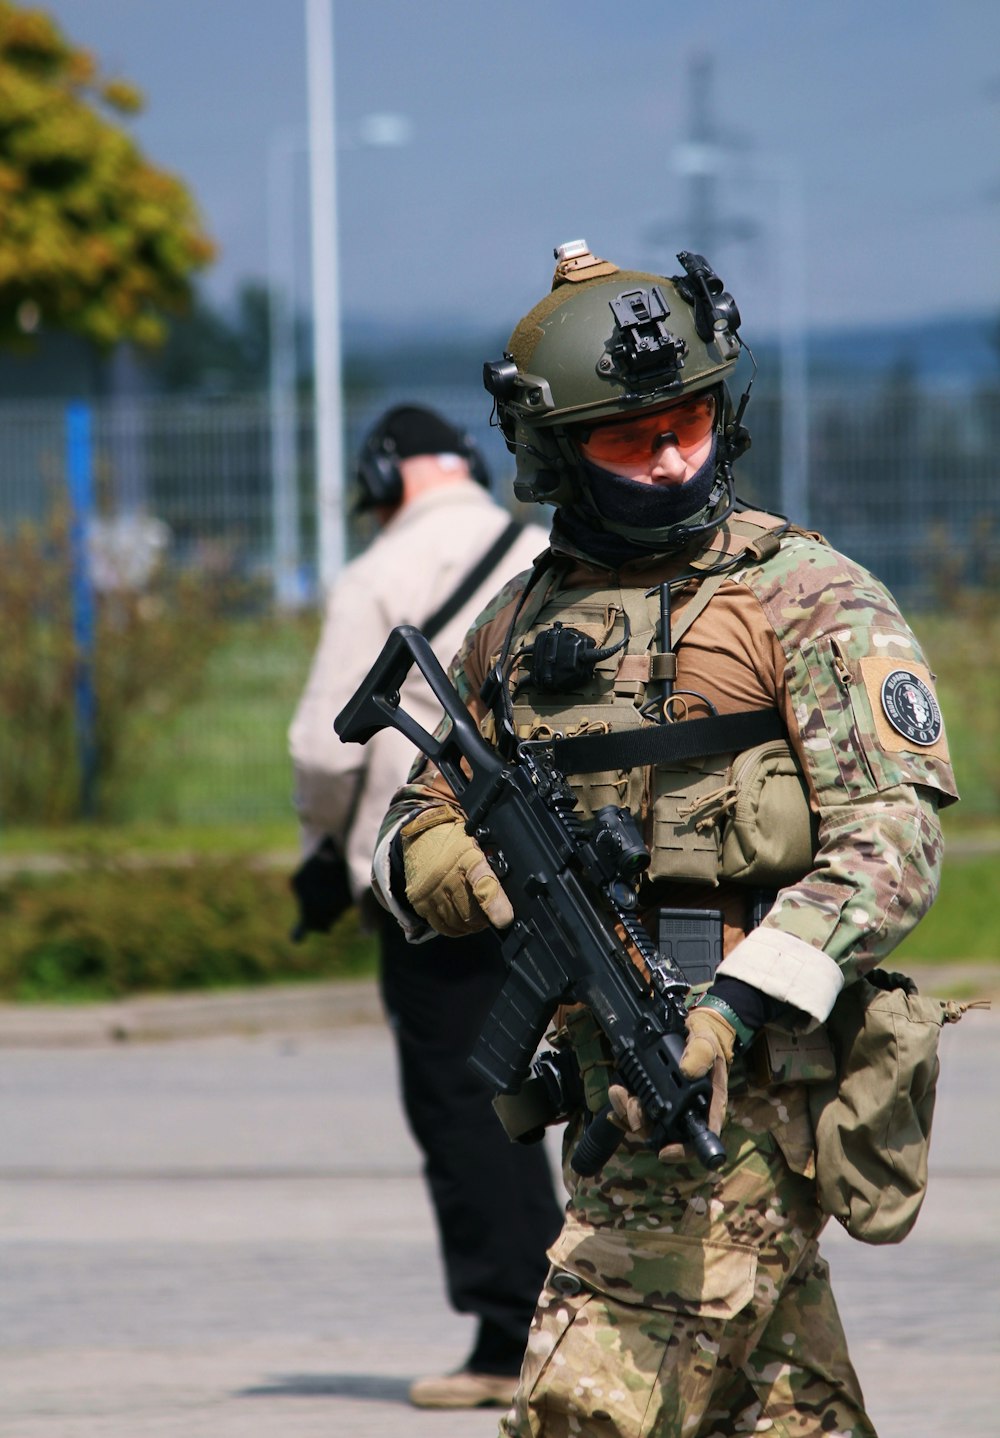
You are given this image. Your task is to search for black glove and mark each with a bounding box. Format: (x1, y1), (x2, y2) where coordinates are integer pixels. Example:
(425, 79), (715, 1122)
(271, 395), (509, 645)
(703, 976), (791, 1049)
(865, 967), (918, 996)
(289, 836), (353, 942)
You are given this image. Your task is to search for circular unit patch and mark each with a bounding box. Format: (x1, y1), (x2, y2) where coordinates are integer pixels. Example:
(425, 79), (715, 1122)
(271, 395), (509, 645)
(880, 670), (942, 747)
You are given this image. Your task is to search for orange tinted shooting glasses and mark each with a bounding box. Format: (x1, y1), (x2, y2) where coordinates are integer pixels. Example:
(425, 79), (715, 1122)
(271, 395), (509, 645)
(579, 393), (716, 466)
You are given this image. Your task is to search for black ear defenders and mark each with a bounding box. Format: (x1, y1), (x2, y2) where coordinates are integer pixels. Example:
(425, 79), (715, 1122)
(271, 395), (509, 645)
(354, 409), (492, 510)
(355, 427), (406, 509)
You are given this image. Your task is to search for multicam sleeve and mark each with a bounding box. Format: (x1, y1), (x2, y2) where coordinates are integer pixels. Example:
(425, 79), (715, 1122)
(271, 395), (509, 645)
(716, 540), (958, 1023)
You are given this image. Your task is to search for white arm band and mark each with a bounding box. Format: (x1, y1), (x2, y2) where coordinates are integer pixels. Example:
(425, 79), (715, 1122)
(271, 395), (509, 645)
(716, 926), (845, 1023)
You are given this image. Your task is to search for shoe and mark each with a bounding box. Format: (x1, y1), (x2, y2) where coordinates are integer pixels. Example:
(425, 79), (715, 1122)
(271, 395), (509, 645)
(408, 1368), (519, 1409)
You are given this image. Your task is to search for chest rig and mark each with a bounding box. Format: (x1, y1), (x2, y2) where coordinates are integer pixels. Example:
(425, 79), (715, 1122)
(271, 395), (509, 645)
(489, 510), (816, 893)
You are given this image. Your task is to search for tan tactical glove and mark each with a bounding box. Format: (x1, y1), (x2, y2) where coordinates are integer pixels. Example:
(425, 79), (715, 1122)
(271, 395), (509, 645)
(679, 1004), (738, 1078)
(401, 806), (514, 938)
(678, 1004), (735, 1139)
(607, 1005), (737, 1157)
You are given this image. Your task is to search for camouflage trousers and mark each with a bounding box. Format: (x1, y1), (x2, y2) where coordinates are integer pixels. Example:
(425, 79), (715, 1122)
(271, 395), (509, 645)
(499, 1086), (877, 1438)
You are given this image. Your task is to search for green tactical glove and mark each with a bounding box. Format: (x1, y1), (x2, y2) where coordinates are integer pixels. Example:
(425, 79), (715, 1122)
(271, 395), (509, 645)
(401, 806), (514, 938)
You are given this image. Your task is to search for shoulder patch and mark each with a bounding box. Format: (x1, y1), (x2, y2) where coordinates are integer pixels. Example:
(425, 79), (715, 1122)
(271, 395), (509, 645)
(880, 669), (942, 746)
(859, 656), (948, 757)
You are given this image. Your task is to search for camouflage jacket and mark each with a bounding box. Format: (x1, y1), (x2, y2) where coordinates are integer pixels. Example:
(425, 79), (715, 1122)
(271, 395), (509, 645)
(374, 511), (957, 1025)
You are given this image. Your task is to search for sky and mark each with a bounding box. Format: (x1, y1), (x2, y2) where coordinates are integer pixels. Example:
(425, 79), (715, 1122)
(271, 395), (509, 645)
(47, 0), (1000, 345)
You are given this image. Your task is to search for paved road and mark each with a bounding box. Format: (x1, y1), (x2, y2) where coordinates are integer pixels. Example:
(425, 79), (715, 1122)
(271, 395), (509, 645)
(0, 998), (997, 1437)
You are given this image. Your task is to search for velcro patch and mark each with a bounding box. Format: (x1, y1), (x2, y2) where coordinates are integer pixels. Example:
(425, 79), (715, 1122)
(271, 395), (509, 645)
(859, 656), (949, 758)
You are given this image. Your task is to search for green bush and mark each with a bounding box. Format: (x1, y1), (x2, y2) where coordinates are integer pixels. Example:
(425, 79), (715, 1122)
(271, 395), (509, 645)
(0, 859), (377, 1001)
(0, 505), (259, 822)
(0, 843), (993, 1006)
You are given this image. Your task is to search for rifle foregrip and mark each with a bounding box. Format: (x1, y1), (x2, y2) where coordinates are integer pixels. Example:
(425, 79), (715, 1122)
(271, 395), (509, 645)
(682, 1109), (727, 1170)
(570, 1101), (726, 1178)
(569, 1104), (624, 1177)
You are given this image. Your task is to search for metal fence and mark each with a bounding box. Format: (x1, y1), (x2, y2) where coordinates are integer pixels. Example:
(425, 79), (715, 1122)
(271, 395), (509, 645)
(3, 383), (997, 599)
(1, 382), (997, 826)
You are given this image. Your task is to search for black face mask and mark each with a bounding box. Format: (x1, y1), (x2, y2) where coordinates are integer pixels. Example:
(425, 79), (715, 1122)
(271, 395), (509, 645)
(552, 439), (719, 567)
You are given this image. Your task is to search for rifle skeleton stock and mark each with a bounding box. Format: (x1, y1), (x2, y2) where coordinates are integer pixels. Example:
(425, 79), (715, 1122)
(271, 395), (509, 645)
(334, 624), (726, 1176)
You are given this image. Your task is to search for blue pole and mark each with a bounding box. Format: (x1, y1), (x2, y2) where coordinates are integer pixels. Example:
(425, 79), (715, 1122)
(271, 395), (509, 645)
(66, 401), (98, 819)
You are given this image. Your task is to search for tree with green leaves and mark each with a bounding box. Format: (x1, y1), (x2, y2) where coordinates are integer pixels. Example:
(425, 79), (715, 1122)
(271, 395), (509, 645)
(0, 3), (214, 348)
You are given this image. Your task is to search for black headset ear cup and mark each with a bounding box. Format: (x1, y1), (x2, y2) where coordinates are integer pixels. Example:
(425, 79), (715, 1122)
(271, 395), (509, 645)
(356, 416), (491, 507)
(355, 434), (403, 509)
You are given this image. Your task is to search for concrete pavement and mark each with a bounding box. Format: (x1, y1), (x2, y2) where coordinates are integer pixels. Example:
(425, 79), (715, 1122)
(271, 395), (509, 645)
(0, 1022), (506, 1438)
(0, 979), (997, 1437)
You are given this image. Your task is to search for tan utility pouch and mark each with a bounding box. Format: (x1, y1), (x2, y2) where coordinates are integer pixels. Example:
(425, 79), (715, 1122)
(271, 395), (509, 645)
(808, 974), (986, 1245)
(752, 1023), (837, 1086)
(678, 738), (817, 887)
(651, 754), (731, 884)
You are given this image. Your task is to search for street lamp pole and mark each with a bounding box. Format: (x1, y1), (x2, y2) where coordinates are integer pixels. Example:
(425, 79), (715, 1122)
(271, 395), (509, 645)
(305, 0), (344, 593)
(774, 161), (809, 528)
(267, 126), (302, 608)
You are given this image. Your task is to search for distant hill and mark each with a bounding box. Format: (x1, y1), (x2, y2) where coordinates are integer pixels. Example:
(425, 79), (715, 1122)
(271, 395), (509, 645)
(342, 311), (999, 393)
(0, 309), (994, 402)
(803, 315), (998, 387)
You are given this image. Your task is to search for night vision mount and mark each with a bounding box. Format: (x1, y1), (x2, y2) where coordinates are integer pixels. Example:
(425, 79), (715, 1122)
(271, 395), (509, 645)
(605, 285), (688, 383)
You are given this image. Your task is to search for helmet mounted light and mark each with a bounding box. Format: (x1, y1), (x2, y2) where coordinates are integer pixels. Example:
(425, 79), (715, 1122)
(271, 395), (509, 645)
(673, 251), (742, 351)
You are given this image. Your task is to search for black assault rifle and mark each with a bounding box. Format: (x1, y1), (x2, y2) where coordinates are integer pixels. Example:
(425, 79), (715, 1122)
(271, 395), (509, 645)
(334, 624), (726, 1176)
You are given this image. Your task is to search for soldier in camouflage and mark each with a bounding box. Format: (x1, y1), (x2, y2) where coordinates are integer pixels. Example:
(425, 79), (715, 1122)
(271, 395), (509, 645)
(371, 242), (958, 1437)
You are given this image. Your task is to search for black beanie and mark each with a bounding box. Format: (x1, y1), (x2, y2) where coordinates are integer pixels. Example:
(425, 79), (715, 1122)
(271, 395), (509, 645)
(373, 405), (467, 459)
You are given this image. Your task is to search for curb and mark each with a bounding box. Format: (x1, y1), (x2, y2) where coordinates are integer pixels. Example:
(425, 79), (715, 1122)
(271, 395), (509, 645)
(0, 966), (995, 1050)
(0, 978), (385, 1048)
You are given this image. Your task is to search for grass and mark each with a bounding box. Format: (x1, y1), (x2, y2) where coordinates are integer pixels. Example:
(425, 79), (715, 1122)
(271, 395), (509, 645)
(893, 852), (1000, 965)
(0, 818), (299, 861)
(108, 612), (320, 826)
(919, 610), (1000, 819)
(8, 606), (992, 829)
(1, 610), (998, 989)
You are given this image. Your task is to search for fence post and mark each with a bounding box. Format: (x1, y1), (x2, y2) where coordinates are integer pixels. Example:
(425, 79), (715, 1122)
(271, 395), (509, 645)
(66, 401), (98, 819)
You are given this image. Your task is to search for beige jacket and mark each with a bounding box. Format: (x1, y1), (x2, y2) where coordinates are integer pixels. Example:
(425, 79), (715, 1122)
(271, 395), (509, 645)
(288, 481), (548, 898)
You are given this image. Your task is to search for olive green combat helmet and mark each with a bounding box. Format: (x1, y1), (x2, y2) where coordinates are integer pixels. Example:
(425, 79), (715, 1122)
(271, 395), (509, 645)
(483, 240), (751, 512)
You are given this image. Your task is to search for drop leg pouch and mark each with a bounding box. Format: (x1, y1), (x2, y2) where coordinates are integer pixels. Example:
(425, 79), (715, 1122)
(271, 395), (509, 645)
(807, 971), (976, 1244)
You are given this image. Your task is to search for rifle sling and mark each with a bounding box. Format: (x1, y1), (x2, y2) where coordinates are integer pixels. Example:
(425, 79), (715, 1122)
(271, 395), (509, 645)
(422, 518), (523, 641)
(550, 707), (786, 775)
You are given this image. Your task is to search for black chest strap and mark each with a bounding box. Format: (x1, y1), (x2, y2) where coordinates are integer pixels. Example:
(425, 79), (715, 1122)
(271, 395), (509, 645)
(550, 707), (786, 775)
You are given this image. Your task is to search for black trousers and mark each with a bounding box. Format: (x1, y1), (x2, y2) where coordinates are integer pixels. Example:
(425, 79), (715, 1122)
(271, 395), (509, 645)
(377, 909), (563, 1372)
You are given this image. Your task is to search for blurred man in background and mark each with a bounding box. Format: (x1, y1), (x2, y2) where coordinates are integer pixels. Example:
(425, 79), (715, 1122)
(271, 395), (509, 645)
(288, 405), (562, 1409)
